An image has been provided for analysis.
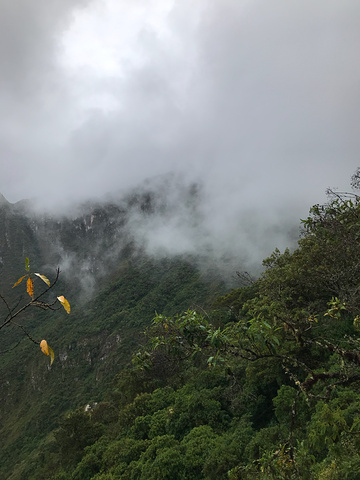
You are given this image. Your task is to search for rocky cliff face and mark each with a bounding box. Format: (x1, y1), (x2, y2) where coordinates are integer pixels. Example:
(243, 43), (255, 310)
(0, 199), (40, 288)
(0, 177), (202, 298)
(0, 190), (154, 299)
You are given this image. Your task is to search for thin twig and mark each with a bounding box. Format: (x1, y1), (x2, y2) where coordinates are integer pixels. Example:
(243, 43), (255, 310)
(12, 322), (39, 345)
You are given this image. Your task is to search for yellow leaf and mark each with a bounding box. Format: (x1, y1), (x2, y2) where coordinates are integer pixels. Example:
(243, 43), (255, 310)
(12, 275), (27, 288)
(27, 277), (34, 297)
(34, 273), (51, 287)
(40, 339), (49, 356)
(57, 296), (71, 314)
(48, 346), (55, 365)
(40, 340), (55, 364)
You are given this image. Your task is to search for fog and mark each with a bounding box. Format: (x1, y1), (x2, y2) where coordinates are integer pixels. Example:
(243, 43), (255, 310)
(1, 0), (359, 270)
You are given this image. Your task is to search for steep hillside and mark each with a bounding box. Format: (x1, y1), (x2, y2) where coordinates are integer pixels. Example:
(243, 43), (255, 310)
(0, 188), (226, 479)
(10, 190), (360, 480)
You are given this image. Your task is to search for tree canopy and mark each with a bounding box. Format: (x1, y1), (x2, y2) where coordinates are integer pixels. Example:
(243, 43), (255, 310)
(3, 189), (360, 479)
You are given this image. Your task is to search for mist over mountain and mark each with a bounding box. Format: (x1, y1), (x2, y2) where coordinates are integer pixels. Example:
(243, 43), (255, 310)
(1, 0), (358, 289)
(0, 172), (302, 302)
(0, 174), (233, 478)
(2, 173), (360, 479)
(1, 1), (359, 222)
(2, 2), (360, 477)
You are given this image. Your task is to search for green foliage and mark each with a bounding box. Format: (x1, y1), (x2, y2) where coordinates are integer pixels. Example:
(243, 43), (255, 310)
(55, 408), (105, 464)
(1, 254), (223, 479)
(5, 186), (360, 480)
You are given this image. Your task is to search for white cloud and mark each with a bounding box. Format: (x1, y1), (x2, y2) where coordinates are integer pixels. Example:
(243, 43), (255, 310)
(1, 0), (359, 264)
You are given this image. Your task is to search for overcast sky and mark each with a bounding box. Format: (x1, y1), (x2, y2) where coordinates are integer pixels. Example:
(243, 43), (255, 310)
(1, 0), (360, 266)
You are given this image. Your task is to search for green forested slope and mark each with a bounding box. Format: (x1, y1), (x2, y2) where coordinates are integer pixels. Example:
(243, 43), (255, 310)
(2, 187), (360, 479)
(18, 192), (360, 480)
(0, 255), (224, 480)
(0, 184), (226, 480)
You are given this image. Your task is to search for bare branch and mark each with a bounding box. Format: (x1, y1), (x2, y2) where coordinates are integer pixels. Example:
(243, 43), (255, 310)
(0, 293), (12, 319)
(302, 372), (360, 392)
(11, 322), (39, 345)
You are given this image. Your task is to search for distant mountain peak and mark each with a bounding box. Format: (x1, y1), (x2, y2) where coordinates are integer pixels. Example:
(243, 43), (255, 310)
(0, 192), (10, 205)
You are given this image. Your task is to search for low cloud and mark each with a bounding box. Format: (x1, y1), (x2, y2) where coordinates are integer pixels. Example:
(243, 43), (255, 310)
(1, 1), (359, 275)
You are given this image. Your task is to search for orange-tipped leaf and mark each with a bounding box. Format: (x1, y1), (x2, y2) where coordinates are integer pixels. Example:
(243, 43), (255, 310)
(40, 339), (49, 356)
(57, 296), (70, 314)
(12, 275), (27, 288)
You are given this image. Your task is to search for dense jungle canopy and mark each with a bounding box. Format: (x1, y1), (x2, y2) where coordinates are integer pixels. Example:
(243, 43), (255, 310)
(2, 182), (360, 480)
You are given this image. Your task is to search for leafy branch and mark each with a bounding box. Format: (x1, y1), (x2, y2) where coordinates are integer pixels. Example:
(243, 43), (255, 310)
(0, 258), (70, 364)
